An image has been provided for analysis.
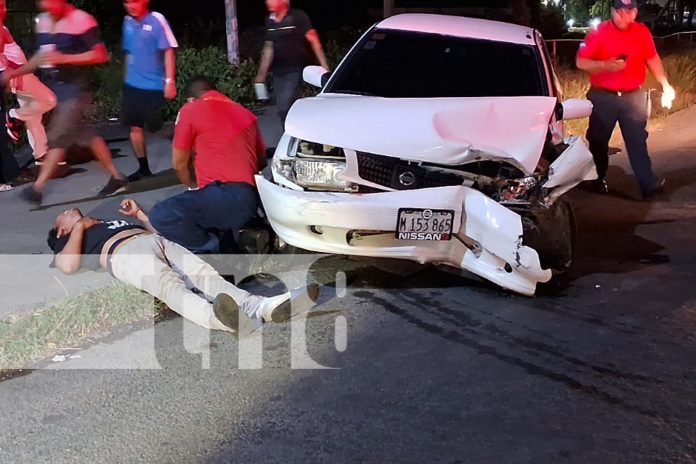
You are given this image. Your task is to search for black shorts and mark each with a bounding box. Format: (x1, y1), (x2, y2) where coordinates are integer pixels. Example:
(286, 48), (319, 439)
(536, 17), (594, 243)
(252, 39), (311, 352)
(121, 85), (165, 132)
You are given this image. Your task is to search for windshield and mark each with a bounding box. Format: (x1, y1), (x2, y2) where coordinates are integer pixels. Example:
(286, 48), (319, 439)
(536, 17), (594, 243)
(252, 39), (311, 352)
(326, 28), (547, 98)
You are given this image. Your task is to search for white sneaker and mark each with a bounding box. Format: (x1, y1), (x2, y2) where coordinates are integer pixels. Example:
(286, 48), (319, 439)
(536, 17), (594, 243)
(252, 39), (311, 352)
(243, 284), (321, 323)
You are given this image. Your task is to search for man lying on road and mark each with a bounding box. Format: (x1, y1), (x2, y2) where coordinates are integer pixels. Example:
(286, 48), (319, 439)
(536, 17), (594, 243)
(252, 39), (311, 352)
(47, 199), (318, 335)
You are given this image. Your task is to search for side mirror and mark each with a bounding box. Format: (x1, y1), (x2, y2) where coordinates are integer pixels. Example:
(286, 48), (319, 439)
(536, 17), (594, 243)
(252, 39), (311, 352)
(557, 99), (593, 120)
(303, 65), (329, 88)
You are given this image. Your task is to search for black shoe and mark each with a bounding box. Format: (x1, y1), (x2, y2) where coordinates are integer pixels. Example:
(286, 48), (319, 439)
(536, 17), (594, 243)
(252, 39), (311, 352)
(127, 169), (153, 182)
(591, 178), (609, 194)
(642, 177), (666, 201)
(6, 113), (23, 142)
(20, 186), (42, 204)
(97, 176), (128, 197)
(213, 293), (256, 336)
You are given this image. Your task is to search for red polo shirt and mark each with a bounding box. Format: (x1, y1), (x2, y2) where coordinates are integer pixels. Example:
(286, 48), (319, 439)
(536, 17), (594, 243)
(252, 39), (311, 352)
(173, 90), (266, 189)
(577, 20), (657, 92)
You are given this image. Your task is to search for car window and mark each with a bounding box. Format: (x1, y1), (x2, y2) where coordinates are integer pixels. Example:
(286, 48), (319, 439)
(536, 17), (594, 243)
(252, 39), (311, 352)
(326, 29), (547, 98)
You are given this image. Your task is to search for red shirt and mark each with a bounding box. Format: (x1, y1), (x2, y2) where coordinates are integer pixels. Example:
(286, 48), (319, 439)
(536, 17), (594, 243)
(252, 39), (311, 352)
(577, 21), (657, 92)
(173, 90), (266, 189)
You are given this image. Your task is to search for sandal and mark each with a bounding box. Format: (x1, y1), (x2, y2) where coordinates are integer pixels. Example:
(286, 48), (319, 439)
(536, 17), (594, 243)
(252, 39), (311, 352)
(0, 184), (14, 192)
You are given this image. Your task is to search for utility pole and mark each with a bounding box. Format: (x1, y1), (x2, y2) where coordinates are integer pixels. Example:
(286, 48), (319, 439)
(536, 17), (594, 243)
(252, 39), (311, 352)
(224, 0), (239, 66)
(384, 0), (395, 18)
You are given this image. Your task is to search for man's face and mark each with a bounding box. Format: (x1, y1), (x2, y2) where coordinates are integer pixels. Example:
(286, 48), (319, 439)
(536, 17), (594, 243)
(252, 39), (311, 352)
(39, 0), (67, 17)
(124, 0), (149, 19)
(611, 7), (638, 30)
(265, 0), (287, 14)
(54, 208), (82, 239)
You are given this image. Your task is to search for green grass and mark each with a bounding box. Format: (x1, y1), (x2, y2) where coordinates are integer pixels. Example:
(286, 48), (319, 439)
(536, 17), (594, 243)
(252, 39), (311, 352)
(0, 283), (157, 370)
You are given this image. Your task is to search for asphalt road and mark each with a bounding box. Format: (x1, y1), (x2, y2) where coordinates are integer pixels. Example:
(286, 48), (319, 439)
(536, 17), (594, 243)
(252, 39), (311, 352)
(0, 108), (695, 463)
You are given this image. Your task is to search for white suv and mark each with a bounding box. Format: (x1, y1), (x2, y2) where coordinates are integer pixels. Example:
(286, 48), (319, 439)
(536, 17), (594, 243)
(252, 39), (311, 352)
(256, 14), (597, 296)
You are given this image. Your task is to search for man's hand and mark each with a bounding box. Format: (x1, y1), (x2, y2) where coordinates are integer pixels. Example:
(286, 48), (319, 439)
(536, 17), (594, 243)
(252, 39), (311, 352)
(119, 199), (142, 218)
(661, 82), (676, 109)
(165, 81), (177, 100)
(604, 58), (627, 73)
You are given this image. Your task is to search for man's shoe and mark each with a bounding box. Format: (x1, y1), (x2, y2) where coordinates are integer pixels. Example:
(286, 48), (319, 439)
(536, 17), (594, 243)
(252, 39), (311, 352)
(97, 176), (128, 197)
(5, 113), (23, 142)
(642, 177), (666, 201)
(213, 293), (258, 336)
(127, 169), (154, 182)
(20, 186), (42, 204)
(592, 178), (609, 194)
(264, 283), (321, 323)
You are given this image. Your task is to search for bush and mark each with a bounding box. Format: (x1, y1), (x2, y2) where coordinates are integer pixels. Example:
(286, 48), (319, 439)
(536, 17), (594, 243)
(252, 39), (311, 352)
(164, 47), (258, 121)
(86, 47), (259, 122)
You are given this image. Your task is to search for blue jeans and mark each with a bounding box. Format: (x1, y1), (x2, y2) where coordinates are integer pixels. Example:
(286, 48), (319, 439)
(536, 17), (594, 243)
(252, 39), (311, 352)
(272, 70), (302, 125)
(149, 182), (259, 254)
(586, 87), (658, 194)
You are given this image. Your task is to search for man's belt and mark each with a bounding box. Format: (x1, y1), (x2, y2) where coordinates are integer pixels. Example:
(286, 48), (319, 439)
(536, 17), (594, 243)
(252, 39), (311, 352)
(592, 87), (642, 97)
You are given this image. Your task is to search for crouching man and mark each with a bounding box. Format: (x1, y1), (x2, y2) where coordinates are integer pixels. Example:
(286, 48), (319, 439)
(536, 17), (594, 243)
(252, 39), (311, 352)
(47, 198), (318, 335)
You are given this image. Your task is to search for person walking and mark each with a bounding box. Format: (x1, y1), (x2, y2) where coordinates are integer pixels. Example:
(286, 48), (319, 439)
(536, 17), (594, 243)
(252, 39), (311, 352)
(122, 0), (178, 181)
(0, 0), (57, 165)
(2, 0), (128, 204)
(254, 0), (329, 125)
(47, 202), (319, 336)
(576, 0), (675, 200)
(147, 77), (266, 254)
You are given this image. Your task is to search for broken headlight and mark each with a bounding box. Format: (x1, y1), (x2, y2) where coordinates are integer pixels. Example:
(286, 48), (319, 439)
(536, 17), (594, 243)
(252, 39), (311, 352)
(273, 138), (355, 191)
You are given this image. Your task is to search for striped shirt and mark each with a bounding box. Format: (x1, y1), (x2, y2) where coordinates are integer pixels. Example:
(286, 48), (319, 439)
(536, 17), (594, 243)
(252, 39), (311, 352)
(36, 7), (105, 99)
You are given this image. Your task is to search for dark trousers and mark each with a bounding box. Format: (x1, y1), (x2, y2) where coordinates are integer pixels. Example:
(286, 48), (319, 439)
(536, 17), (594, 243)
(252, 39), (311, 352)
(272, 70), (302, 126)
(149, 182), (259, 254)
(586, 87), (658, 194)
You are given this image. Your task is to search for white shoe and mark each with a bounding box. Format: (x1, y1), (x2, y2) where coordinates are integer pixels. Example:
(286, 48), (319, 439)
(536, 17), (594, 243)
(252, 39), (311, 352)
(243, 284), (321, 323)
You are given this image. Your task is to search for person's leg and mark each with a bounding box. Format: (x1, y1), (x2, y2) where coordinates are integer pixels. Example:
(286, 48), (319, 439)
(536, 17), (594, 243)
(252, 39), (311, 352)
(123, 86), (160, 181)
(617, 90), (659, 195)
(586, 89), (620, 187)
(272, 71), (302, 126)
(157, 234), (317, 323)
(148, 190), (219, 253)
(110, 235), (236, 332)
(13, 75), (56, 159)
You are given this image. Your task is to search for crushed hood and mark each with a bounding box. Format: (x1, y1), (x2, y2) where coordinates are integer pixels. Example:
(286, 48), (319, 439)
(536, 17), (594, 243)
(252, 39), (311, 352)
(285, 95), (558, 174)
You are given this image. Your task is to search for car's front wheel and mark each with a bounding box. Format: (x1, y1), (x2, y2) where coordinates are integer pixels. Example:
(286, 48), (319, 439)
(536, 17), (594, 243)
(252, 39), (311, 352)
(520, 198), (577, 287)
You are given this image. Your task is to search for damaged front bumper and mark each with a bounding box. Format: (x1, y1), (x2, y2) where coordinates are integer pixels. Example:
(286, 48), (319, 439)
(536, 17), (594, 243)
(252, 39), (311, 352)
(256, 176), (552, 295)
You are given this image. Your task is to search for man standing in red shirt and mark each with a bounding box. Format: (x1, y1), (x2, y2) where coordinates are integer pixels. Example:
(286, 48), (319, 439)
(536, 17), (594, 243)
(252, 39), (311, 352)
(148, 77), (266, 253)
(576, 0), (675, 200)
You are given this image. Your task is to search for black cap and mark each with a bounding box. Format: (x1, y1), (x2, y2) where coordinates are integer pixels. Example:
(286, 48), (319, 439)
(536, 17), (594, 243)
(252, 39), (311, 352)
(613, 0), (638, 9)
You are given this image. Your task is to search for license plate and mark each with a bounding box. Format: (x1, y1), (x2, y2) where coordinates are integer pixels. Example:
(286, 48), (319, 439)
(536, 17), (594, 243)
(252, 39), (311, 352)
(395, 208), (454, 241)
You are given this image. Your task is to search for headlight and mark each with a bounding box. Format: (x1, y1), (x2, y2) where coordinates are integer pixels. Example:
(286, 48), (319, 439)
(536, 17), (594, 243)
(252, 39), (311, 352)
(272, 157), (356, 192)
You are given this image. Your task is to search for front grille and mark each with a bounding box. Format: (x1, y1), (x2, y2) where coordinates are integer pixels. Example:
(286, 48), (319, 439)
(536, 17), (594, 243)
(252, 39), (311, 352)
(356, 152), (464, 190)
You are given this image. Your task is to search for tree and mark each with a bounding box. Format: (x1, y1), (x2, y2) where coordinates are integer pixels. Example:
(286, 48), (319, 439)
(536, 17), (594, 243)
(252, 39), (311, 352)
(589, 0), (612, 20)
(512, 0), (532, 26)
(565, 0), (590, 24)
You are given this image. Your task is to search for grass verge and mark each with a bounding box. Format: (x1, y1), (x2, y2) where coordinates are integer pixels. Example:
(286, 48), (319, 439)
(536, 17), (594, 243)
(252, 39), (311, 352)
(0, 283), (159, 372)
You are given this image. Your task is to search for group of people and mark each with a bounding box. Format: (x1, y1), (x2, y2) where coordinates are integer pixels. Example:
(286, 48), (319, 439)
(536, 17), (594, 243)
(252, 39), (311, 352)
(2, 0), (677, 336)
(30, 0), (325, 337)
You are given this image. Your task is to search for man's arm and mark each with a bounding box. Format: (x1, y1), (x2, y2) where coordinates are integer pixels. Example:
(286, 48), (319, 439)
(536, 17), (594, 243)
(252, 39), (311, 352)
(255, 41), (274, 83)
(54, 223), (87, 274)
(576, 56), (626, 75)
(6, 42), (108, 81)
(172, 147), (196, 189)
(119, 199), (160, 234)
(305, 29), (329, 70)
(164, 48), (176, 100)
